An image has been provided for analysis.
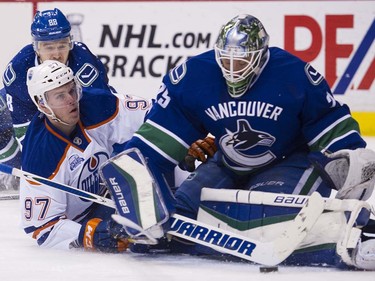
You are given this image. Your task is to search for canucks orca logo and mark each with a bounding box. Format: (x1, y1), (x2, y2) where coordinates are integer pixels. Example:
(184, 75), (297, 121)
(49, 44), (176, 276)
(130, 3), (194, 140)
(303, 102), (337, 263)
(220, 119), (276, 170)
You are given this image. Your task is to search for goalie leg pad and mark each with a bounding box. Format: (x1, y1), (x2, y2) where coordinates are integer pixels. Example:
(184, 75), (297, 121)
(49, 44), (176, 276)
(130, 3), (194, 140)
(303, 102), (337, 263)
(353, 239), (375, 270)
(99, 148), (169, 240)
(199, 187), (373, 268)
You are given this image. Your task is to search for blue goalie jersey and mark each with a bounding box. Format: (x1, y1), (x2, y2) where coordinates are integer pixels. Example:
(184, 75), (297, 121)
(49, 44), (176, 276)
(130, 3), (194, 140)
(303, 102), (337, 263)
(127, 47), (365, 175)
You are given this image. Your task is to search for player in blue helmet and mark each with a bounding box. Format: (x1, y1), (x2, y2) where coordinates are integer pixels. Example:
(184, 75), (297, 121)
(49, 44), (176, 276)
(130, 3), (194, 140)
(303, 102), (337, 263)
(30, 8), (73, 64)
(0, 8), (206, 191)
(2, 8), (114, 149)
(0, 8), (113, 190)
(121, 14), (375, 269)
(31, 8), (72, 42)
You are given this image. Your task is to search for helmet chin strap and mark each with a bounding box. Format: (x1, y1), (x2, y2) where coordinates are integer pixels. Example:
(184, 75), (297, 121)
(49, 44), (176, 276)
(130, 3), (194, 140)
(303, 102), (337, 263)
(42, 109), (72, 126)
(51, 114), (73, 126)
(40, 103), (77, 127)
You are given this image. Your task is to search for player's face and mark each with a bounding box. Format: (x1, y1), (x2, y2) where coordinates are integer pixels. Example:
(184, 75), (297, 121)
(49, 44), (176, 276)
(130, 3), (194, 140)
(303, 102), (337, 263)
(216, 48), (263, 84)
(221, 57), (250, 74)
(45, 81), (80, 125)
(36, 37), (71, 64)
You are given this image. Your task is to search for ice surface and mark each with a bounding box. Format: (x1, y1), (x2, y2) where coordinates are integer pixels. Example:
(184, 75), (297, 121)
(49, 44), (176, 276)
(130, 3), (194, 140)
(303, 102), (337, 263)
(1, 138), (375, 280)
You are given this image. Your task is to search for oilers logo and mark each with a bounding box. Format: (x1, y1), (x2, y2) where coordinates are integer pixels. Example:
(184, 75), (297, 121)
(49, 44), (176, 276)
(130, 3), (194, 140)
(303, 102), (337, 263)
(220, 119), (276, 171)
(77, 151), (109, 194)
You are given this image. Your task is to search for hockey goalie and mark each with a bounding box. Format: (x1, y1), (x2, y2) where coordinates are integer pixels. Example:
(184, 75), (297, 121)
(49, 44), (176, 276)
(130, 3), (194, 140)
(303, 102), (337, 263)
(101, 14), (375, 269)
(101, 147), (375, 270)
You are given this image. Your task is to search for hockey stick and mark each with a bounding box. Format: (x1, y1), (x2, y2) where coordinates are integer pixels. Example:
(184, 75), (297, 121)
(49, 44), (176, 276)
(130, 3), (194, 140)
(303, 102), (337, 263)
(0, 163), (115, 209)
(0, 162), (323, 266)
(0, 162), (329, 210)
(110, 193), (324, 266)
(200, 187), (370, 212)
(0, 193), (19, 200)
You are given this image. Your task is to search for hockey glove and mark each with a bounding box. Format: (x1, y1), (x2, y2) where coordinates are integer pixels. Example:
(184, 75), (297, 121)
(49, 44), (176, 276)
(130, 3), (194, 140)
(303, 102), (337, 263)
(180, 136), (217, 172)
(79, 218), (129, 253)
(309, 148), (375, 200)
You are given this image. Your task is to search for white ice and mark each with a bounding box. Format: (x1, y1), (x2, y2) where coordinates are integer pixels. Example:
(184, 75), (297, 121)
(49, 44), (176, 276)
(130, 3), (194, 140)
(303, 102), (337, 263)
(1, 138), (375, 281)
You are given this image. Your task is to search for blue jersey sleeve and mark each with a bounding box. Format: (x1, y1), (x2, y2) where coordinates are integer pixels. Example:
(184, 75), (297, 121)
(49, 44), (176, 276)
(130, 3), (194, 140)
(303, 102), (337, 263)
(299, 64), (366, 152)
(2, 45), (39, 128)
(69, 42), (112, 92)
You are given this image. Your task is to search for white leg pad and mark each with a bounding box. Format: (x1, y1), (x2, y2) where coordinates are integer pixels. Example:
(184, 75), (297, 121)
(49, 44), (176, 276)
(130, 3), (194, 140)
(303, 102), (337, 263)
(353, 239), (375, 270)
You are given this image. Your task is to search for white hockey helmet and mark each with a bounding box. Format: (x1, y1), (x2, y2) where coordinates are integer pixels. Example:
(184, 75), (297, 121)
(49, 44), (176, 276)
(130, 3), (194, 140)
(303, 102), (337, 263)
(215, 14), (269, 98)
(26, 60), (81, 119)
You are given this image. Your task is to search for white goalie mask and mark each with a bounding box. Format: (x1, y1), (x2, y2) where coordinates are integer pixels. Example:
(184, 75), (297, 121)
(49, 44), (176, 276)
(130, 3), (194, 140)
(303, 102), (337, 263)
(26, 60), (82, 122)
(215, 14), (270, 98)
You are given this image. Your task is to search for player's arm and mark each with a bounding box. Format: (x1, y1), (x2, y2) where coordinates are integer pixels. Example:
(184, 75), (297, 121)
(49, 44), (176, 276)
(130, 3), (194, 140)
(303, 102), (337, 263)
(0, 89), (21, 170)
(3, 56), (38, 148)
(20, 175), (128, 252)
(92, 92), (153, 153)
(20, 176), (81, 249)
(300, 65), (374, 201)
(73, 42), (111, 88)
(301, 64), (365, 153)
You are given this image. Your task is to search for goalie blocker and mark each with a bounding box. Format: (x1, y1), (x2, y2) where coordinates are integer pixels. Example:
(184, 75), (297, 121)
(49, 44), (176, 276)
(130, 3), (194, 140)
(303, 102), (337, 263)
(99, 149), (375, 269)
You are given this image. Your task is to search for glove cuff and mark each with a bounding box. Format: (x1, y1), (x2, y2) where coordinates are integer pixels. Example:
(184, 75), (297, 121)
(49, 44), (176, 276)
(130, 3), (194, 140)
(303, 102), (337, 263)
(79, 218), (102, 250)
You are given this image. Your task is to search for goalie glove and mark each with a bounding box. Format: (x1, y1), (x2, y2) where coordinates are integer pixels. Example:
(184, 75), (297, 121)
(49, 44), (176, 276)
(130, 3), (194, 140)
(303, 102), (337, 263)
(180, 136), (217, 172)
(78, 218), (129, 253)
(309, 148), (375, 200)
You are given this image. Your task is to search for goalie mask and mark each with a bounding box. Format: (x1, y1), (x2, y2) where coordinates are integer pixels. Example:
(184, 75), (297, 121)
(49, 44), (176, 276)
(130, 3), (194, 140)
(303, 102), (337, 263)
(215, 14), (270, 98)
(26, 60), (82, 123)
(31, 8), (73, 55)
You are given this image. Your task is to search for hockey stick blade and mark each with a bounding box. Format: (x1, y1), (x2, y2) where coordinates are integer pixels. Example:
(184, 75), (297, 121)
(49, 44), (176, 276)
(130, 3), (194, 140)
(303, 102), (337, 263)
(0, 193), (19, 200)
(0, 163), (115, 209)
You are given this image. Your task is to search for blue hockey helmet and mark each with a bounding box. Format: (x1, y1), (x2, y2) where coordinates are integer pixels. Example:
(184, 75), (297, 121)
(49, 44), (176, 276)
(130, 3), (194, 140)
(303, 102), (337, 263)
(215, 14), (270, 98)
(31, 8), (71, 42)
